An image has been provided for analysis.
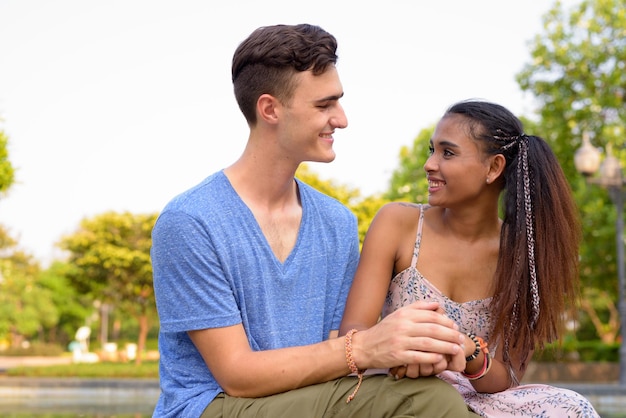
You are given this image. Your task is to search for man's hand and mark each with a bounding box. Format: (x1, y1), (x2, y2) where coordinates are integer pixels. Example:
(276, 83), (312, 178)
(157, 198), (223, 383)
(352, 300), (465, 372)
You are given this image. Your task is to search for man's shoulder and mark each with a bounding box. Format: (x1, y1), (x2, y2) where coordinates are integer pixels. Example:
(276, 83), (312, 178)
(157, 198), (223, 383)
(164, 171), (226, 209)
(297, 180), (357, 233)
(297, 179), (351, 209)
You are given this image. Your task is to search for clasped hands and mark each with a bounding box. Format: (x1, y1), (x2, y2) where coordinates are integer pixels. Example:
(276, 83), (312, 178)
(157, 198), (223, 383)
(355, 300), (465, 379)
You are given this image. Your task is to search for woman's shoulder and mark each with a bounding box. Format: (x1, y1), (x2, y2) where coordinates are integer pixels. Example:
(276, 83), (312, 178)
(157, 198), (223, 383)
(372, 201), (426, 230)
(377, 201), (431, 220)
(380, 201), (426, 213)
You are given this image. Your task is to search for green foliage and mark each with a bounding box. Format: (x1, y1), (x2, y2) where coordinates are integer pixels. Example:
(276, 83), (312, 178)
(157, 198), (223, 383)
(517, 0), (626, 166)
(351, 194), (389, 248)
(296, 164), (361, 206)
(577, 286), (620, 343)
(59, 212), (159, 360)
(296, 164), (388, 246)
(38, 262), (93, 346)
(0, 226), (54, 348)
(534, 339), (619, 362)
(0, 129), (15, 193)
(60, 212), (157, 310)
(385, 126), (433, 203)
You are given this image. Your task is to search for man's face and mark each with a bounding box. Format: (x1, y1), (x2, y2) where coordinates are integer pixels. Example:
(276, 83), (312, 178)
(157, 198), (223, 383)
(275, 66), (348, 165)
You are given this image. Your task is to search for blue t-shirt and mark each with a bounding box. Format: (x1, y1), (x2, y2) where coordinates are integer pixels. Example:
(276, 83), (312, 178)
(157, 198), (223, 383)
(151, 171), (360, 417)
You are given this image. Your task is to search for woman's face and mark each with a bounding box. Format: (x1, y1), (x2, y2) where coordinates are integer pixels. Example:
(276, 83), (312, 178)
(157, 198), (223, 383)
(424, 114), (492, 207)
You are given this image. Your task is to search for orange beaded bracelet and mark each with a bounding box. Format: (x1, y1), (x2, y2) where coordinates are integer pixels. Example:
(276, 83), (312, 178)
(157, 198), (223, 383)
(345, 328), (366, 403)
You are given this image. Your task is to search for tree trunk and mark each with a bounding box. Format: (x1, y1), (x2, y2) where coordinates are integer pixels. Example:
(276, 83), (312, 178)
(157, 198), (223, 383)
(135, 314), (149, 366)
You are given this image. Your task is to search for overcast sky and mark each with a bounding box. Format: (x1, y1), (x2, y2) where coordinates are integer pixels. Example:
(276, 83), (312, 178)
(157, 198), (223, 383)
(0, 0), (576, 264)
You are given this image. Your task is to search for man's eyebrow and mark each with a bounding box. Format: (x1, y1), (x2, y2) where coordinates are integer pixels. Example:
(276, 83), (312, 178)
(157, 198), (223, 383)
(316, 92), (344, 102)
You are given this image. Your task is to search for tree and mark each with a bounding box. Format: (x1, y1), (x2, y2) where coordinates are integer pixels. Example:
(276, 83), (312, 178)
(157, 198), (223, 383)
(0, 226), (54, 349)
(516, 0), (626, 342)
(385, 126), (433, 203)
(38, 261), (92, 346)
(60, 211), (158, 364)
(296, 164), (361, 206)
(0, 124), (49, 350)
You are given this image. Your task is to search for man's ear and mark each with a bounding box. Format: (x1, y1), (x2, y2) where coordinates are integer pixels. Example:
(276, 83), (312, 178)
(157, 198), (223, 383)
(256, 94), (280, 124)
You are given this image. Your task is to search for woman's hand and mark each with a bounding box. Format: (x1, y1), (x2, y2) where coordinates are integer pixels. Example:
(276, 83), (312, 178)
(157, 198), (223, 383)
(389, 355), (450, 379)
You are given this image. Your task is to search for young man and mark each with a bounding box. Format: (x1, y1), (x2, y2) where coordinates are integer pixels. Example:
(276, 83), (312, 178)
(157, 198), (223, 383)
(151, 24), (479, 417)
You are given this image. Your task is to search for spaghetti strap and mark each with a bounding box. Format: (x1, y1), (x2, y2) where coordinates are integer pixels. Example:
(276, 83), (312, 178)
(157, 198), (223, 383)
(410, 204), (428, 269)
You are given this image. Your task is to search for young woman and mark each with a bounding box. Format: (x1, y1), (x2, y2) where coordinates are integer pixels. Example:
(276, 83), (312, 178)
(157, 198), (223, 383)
(340, 100), (600, 417)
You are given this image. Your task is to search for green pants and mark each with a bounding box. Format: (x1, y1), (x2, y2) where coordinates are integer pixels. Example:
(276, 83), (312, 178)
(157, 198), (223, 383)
(202, 374), (480, 417)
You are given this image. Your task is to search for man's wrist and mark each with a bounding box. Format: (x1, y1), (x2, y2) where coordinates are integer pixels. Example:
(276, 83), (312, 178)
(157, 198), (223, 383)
(344, 329), (366, 403)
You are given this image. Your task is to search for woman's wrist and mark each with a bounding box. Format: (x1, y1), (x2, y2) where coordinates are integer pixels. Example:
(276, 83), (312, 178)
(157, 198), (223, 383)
(465, 333), (481, 361)
(462, 333), (491, 380)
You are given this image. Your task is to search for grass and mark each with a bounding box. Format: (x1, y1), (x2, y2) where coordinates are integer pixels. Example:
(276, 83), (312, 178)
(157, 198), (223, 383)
(5, 360), (159, 378)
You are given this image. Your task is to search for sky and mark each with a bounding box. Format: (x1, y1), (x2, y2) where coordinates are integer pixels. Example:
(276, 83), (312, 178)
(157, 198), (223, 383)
(0, 0), (576, 264)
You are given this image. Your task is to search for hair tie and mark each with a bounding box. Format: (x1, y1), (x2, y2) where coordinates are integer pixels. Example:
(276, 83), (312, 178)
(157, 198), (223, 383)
(493, 131), (527, 151)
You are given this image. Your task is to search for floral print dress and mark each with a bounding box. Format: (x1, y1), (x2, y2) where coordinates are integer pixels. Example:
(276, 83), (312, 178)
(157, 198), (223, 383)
(382, 204), (600, 418)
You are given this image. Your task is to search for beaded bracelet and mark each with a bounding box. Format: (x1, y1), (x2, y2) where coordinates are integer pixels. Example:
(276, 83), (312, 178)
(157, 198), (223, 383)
(345, 329), (366, 403)
(465, 333), (481, 362)
(462, 334), (491, 380)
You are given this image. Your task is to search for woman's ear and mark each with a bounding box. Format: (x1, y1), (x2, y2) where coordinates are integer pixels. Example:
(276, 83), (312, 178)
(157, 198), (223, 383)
(256, 94), (280, 124)
(488, 154), (506, 182)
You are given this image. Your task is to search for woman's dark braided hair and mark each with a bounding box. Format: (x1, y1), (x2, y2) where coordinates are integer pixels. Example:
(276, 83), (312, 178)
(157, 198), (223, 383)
(444, 100), (581, 374)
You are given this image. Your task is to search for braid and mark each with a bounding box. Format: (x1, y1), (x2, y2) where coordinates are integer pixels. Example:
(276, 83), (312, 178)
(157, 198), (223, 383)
(493, 133), (540, 365)
(519, 135), (540, 329)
